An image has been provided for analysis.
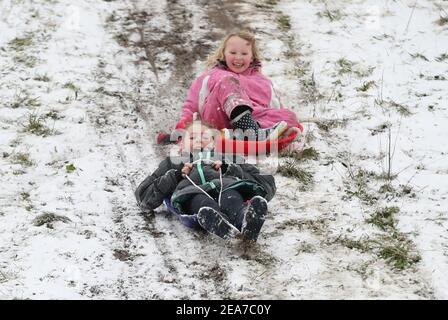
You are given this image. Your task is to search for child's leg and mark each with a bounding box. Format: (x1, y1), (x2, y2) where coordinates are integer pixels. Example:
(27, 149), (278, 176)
(201, 75), (254, 129)
(186, 194), (220, 215)
(219, 189), (247, 230)
(230, 105), (260, 140)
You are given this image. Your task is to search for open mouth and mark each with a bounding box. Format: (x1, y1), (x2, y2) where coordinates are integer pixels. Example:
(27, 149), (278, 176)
(233, 62), (244, 68)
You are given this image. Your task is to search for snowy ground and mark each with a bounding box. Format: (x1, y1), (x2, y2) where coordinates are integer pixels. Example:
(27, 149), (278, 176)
(0, 0), (446, 299)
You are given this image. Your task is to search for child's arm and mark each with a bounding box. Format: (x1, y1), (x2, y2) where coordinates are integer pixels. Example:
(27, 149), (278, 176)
(223, 161), (277, 201)
(176, 76), (203, 129)
(134, 157), (183, 212)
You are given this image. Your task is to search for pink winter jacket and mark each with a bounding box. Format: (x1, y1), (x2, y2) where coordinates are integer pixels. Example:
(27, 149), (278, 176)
(177, 64), (301, 130)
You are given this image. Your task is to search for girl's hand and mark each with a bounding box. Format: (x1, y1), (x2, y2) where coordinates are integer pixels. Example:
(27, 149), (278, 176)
(181, 163), (193, 177)
(212, 160), (222, 171)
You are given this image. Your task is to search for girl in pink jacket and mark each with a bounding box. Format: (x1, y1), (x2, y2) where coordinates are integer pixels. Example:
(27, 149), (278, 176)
(174, 31), (302, 141)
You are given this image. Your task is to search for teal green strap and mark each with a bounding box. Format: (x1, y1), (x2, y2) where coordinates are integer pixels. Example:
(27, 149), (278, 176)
(197, 159), (207, 185)
(208, 181), (216, 189)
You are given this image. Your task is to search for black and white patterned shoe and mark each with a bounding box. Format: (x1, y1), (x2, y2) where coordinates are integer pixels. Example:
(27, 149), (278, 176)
(241, 196), (268, 241)
(197, 207), (241, 240)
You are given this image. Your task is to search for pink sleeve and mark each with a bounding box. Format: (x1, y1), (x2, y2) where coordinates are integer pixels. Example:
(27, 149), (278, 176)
(178, 75), (203, 125)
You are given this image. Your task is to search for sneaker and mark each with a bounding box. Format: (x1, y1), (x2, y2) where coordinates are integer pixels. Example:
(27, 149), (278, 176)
(258, 121), (288, 141)
(197, 207), (241, 240)
(241, 196), (268, 241)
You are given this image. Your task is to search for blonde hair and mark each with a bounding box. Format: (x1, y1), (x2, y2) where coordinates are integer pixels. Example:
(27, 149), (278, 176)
(205, 31), (262, 69)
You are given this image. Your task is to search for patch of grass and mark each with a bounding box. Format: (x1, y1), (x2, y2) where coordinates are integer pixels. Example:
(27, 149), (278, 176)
(296, 242), (316, 254)
(9, 91), (41, 109)
(336, 58), (374, 77)
(315, 118), (348, 132)
(280, 147), (319, 161)
(387, 100), (413, 117)
(299, 75), (325, 103)
(409, 53), (429, 61)
(278, 159), (313, 189)
(32, 212), (71, 228)
(13, 54), (38, 68)
(435, 53), (448, 62)
(354, 66), (375, 78)
(337, 237), (373, 252)
(277, 14), (291, 30)
(20, 192), (30, 201)
(13, 169), (26, 175)
(0, 270), (8, 283)
(378, 240), (421, 270)
(11, 152), (33, 167)
(317, 8), (343, 21)
(336, 58), (354, 74)
(9, 138), (21, 148)
(8, 34), (33, 51)
(376, 99), (413, 116)
(398, 184), (416, 198)
(343, 169), (378, 205)
(33, 74), (51, 82)
(63, 82), (79, 100)
(426, 74), (446, 81)
(368, 122), (391, 136)
(277, 218), (326, 235)
(45, 109), (63, 120)
(435, 15), (448, 26)
(367, 206), (399, 231)
(63, 82), (79, 91)
(66, 163), (76, 173)
(336, 235), (420, 270)
(378, 183), (395, 194)
(356, 80), (376, 92)
(22, 113), (54, 137)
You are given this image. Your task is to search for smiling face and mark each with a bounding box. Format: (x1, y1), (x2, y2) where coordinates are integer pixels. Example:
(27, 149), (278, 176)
(182, 123), (215, 152)
(224, 36), (253, 74)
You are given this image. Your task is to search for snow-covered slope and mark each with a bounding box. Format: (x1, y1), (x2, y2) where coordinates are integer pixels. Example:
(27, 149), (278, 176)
(0, 0), (446, 299)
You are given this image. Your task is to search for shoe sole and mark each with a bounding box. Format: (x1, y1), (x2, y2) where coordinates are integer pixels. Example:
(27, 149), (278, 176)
(197, 207), (240, 240)
(242, 196), (268, 241)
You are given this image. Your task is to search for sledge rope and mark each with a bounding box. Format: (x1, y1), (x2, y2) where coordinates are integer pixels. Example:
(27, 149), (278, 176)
(184, 158), (223, 207)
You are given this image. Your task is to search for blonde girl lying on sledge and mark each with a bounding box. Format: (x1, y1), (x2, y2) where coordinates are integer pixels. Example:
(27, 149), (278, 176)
(137, 121), (276, 241)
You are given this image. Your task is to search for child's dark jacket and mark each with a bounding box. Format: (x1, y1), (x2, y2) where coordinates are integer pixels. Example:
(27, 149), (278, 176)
(135, 151), (276, 214)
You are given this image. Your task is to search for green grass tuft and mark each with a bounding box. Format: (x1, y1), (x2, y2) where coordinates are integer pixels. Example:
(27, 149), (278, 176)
(435, 53), (448, 62)
(23, 113), (54, 137)
(409, 53), (429, 61)
(8, 34), (33, 51)
(317, 8), (343, 21)
(11, 152), (33, 167)
(277, 14), (291, 30)
(32, 212), (71, 228)
(356, 80), (376, 92)
(33, 74), (51, 82)
(66, 163), (76, 173)
(278, 159), (314, 188)
(367, 206), (399, 231)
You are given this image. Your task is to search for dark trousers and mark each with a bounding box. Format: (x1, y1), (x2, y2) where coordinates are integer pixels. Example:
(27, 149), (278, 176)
(186, 189), (246, 230)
